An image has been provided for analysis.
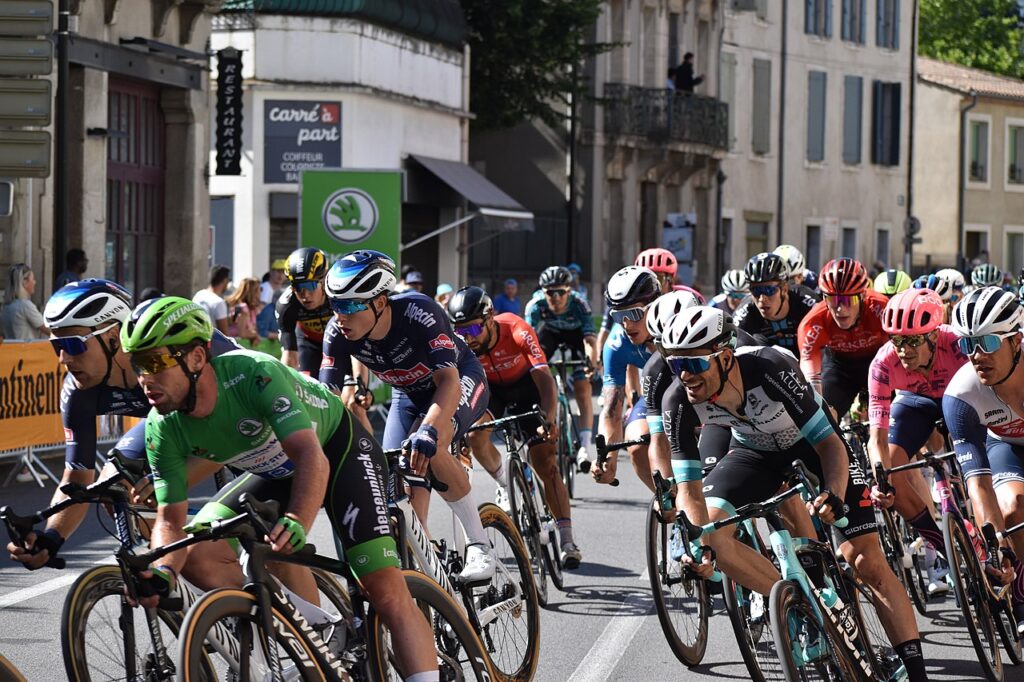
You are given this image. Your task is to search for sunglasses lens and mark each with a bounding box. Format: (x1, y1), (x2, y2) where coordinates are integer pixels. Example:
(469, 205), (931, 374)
(667, 355), (712, 375)
(892, 335), (925, 348)
(610, 307), (645, 324)
(50, 337), (88, 356)
(455, 323), (483, 338)
(752, 285), (778, 297)
(545, 289), (568, 298)
(329, 298), (368, 315)
(294, 281), (319, 293)
(131, 353), (178, 375)
(959, 335), (1001, 355)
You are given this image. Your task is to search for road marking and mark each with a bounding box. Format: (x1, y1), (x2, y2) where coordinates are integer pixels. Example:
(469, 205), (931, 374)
(568, 569), (653, 682)
(0, 572), (80, 609)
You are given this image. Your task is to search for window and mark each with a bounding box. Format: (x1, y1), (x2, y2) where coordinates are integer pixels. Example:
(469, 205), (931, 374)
(875, 227), (890, 265)
(807, 71), (827, 163)
(669, 12), (681, 68)
(756, 0), (769, 20)
(752, 58), (772, 154)
(642, 7), (657, 86)
(876, 0), (900, 50)
(1007, 123), (1024, 185)
(843, 76), (863, 164)
(805, 0), (832, 38)
(841, 0), (866, 43)
(841, 227), (857, 258)
(806, 224), (822, 272)
(964, 227), (989, 262)
(721, 52), (737, 149)
(969, 118), (990, 184)
(871, 81), (900, 166)
(1006, 229), (1024, 278)
(746, 221), (769, 260)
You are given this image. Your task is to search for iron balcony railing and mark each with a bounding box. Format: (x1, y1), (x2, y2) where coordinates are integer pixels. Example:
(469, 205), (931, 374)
(602, 82), (728, 150)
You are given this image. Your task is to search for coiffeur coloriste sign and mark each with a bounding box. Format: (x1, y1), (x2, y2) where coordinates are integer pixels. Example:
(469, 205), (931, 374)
(0, 341), (68, 449)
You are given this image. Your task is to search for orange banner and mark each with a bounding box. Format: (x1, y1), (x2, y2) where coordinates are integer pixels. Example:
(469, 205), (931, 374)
(0, 341), (68, 450)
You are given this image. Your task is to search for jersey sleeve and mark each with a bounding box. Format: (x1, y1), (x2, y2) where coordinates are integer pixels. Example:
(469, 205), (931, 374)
(248, 357), (317, 441)
(145, 412), (191, 506)
(524, 298), (541, 329)
(276, 294), (299, 351)
(660, 382), (702, 482)
(942, 394), (991, 480)
(417, 300), (460, 372)
(61, 378), (99, 470)
(318, 320), (352, 392)
(574, 296), (596, 336)
(797, 305), (828, 387)
(600, 307), (614, 333)
(602, 326), (629, 388)
(867, 350), (894, 429)
(641, 355), (671, 432)
(513, 318), (548, 371)
(761, 352), (836, 446)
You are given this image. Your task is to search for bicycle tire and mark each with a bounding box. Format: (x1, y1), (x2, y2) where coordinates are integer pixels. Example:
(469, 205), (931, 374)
(0, 655), (26, 682)
(843, 574), (901, 680)
(942, 512), (1002, 681)
(645, 499), (709, 666)
(876, 506), (928, 617)
(993, 595), (1023, 666)
(366, 570), (494, 682)
(539, 505), (565, 593)
(507, 458), (548, 608)
(722, 574), (778, 682)
(896, 513), (930, 616)
(769, 580), (861, 682)
(557, 397), (576, 499)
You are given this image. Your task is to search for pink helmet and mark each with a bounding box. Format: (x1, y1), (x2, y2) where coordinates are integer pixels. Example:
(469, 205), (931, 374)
(882, 288), (944, 335)
(635, 248), (678, 277)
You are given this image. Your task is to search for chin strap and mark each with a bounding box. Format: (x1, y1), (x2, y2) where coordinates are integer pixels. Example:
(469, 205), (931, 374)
(95, 333), (119, 387)
(990, 343), (1022, 387)
(707, 352), (734, 405)
(174, 345), (207, 414)
(354, 299), (385, 343)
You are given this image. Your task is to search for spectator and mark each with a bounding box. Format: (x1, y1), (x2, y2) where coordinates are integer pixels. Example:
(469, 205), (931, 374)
(225, 277), (262, 344)
(192, 264), (231, 334)
(673, 52), (703, 93)
(53, 248), (88, 290)
(666, 67), (677, 90)
(396, 263), (419, 292)
(260, 258), (288, 307)
(567, 263), (589, 304)
(435, 283), (454, 307)
(405, 270), (424, 293)
(2, 263), (48, 340)
(493, 278), (521, 315)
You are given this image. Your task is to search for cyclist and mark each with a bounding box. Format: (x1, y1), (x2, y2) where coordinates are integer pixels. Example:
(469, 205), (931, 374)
(873, 268), (912, 298)
(710, 269), (748, 312)
(914, 270), (964, 324)
(119, 297), (440, 678)
(448, 286), (582, 569)
(971, 263), (1005, 291)
(773, 244), (808, 287)
(943, 287), (1024, 631)
(867, 288), (968, 594)
(936, 267), (967, 303)
(526, 265), (600, 472)
(798, 257), (888, 419)
(658, 306), (930, 682)
(6, 280), (239, 578)
(320, 250), (495, 581)
(733, 252), (818, 351)
(591, 267), (660, 490)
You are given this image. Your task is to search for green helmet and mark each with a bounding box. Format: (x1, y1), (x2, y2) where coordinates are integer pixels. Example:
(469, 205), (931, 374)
(873, 269), (912, 297)
(120, 296), (213, 352)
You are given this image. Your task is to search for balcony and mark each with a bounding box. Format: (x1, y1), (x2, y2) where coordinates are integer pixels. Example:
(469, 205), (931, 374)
(601, 83), (728, 151)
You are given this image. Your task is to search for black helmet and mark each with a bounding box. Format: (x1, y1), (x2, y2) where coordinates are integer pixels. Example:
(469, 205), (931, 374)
(286, 247), (329, 284)
(447, 286), (493, 324)
(538, 266), (573, 288)
(604, 266), (660, 309)
(745, 252), (789, 284)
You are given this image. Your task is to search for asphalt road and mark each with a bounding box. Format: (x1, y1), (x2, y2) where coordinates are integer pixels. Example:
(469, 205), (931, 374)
(0, 454), (1000, 681)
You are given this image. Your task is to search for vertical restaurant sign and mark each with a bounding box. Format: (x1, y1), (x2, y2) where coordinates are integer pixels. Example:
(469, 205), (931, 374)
(215, 48), (243, 176)
(264, 100), (342, 183)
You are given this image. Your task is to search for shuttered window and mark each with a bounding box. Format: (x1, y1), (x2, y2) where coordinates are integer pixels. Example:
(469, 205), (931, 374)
(969, 119), (988, 182)
(841, 0), (866, 43)
(871, 80), (900, 167)
(843, 75), (862, 164)
(721, 52), (738, 150)
(805, 0), (832, 37)
(807, 71), (827, 162)
(876, 0), (900, 50)
(1007, 125), (1024, 184)
(752, 58), (772, 155)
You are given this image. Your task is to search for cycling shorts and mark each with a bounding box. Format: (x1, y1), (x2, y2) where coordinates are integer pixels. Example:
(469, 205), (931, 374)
(487, 373), (546, 446)
(624, 396), (647, 429)
(696, 424), (732, 474)
(989, 437), (1024, 489)
(821, 351), (872, 419)
(701, 436), (877, 543)
(538, 327), (588, 383)
(296, 340), (323, 377)
(381, 365), (490, 452)
(888, 393), (942, 457)
(190, 413), (399, 579)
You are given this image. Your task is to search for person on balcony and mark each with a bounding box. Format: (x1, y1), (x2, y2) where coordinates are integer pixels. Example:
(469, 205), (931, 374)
(674, 52), (703, 93)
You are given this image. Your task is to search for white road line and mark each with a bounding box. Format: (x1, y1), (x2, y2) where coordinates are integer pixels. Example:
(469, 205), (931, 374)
(568, 570), (653, 682)
(0, 572), (80, 609)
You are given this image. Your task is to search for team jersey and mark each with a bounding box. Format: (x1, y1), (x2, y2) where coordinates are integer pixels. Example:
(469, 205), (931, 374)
(145, 350), (344, 505)
(320, 292), (482, 410)
(733, 284), (818, 351)
(602, 323), (653, 388)
(867, 325), (967, 429)
(475, 313), (548, 386)
(661, 346), (835, 481)
(943, 361), (1024, 479)
(797, 289), (888, 386)
(61, 331), (239, 470)
(275, 288), (333, 351)
(526, 291), (596, 336)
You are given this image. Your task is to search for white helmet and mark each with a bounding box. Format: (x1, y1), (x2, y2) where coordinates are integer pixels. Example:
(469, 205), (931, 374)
(646, 290), (702, 340)
(325, 250), (397, 301)
(951, 287), (1024, 337)
(604, 266), (660, 309)
(971, 263), (1002, 287)
(44, 279), (132, 330)
(935, 268), (965, 292)
(659, 306), (738, 352)
(773, 245), (805, 278)
(720, 269), (748, 295)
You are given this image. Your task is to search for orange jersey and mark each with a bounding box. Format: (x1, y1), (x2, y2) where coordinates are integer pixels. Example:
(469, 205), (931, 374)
(797, 290), (888, 385)
(477, 313), (549, 385)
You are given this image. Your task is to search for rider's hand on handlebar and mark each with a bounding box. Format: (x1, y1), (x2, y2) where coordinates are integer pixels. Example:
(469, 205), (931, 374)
(7, 528), (62, 570)
(539, 420), (559, 443)
(681, 546), (716, 580)
(808, 490), (844, 526)
(128, 566), (174, 609)
(592, 456), (617, 485)
(869, 484), (895, 509)
(128, 474), (158, 509)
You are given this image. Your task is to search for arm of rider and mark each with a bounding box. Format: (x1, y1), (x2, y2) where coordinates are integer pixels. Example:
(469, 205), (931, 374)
(531, 368), (560, 441)
(267, 429), (331, 555)
(134, 501), (190, 609)
(808, 431), (850, 525)
(677, 480), (715, 579)
(867, 426), (895, 509)
(409, 366), (462, 475)
(624, 365), (641, 412)
(584, 334), (601, 374)
(352, 358), (373, 408)
(280, 349), (299, 369)
(594, 384), (624, 484)
(6, 468), (97, 569)
(128, 457), (224, 508)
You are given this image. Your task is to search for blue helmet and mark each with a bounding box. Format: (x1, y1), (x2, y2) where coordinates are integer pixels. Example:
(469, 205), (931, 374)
(44, 279), (132, 330)
(325, 250), (397, 300)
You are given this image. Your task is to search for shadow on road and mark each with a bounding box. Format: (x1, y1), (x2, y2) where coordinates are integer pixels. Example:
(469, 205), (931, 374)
(543, 584), (652, 617)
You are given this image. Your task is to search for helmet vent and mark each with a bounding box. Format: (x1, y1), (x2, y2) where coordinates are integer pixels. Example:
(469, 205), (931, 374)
(77, 298), (106, 320)
(356, 272), (382, 295)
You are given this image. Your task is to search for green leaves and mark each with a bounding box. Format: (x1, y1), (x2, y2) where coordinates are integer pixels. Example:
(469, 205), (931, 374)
(919, 0), (1024, 78)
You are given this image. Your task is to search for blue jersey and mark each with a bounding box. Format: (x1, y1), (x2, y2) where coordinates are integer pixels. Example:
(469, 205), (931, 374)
(602, 324), (653, 388)
(525, 291), (595, 336)
(320, 291), (485, 411)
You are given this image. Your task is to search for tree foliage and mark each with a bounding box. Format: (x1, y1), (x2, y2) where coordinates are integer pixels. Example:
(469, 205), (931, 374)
(919, 0), (1024, 77)
(461, 0), (612, 130)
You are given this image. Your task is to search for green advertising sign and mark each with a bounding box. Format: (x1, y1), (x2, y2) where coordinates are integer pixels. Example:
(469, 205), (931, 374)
(299, 169), (402, 264)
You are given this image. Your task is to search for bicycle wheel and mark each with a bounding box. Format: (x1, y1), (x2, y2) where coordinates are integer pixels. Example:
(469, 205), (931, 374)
(0, 655), (25, 682)
(769, 580), (861, 682)
(367, 570), (494, 681)
(992, 596), (1024, 666)
(61, 564), (195, 682)
(843, 574), (901, 679)
(538, 503), (565, 593)
(876, 507), (927, 617)
(896, 513), (929, 616)
(645, 499), (709, 666)
(477, 502), (542, 682)
(557, 398), (576, 499)
(722, 574), (780, 682)
(507, 458), (548, 607)
(942, 512), (1002, 681)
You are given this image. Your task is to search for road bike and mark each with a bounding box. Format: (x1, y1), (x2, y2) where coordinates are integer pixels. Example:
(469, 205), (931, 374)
(547, 343), (589, 498)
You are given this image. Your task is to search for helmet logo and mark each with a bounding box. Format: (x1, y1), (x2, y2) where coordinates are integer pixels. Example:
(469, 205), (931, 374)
(322, 188), (379, 244)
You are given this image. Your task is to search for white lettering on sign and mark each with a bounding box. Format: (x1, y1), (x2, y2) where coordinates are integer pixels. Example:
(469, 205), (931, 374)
(268, 104), (322, 123)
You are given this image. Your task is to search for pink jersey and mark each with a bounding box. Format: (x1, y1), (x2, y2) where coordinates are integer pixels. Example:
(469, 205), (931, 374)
(867, 325), (968, 428)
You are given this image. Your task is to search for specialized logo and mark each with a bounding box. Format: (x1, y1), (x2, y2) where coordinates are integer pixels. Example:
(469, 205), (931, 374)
(429, 333), (455, 351)
(359, 437), (373, 451)
(237, 418), (264, 437)
(322, 188), (379, 244)
(272, 396), (292, 413)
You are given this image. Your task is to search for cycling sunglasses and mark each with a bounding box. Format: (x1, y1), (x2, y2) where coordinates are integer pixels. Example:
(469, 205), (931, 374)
(291, 280), (320, 293)
(544, 288), (571, 298)
(329, 298), (369, 315)
(455, 323), (484, 338)
(666, 351), (724, 376)
(131, 350), (185, 375)
(891, 334), (927, 348)
(728, 292), (747, 300)
(49, 323), (118, 357)
(609, 306), (647, 325)
(750, 284), (780, 297)
(958, 333), (1013, 356)
(824, 294), (860, 308)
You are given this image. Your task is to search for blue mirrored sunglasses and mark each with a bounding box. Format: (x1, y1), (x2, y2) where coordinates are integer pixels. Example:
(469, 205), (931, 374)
(455, 323), (484, 338)
(292, 281), (320, 293)
(610, 306), (646, 325)
(666, 351), (723, 376)
(751, 284), (780, 297)
(49, 324), (118, 357)
(329, 298), (369, 315)
(957, 334), (1009, 356)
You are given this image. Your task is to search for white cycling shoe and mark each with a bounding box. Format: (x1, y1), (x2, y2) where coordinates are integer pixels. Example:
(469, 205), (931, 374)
(576, 446), (592, 473)
(561, 542), (582, 570)
(927, 563), (949, 596)
(460, 543), (497, 582)
(494, 485), (511, 513)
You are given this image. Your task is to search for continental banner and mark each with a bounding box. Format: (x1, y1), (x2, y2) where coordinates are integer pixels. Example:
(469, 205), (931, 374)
(0, 341), (68, 450)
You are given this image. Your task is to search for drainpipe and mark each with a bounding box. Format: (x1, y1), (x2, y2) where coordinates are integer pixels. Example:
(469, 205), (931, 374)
(904, 0), (918, 273)
(715, 168), (727, 287)
(775, 0), (788, 247)
(957, 91), (978, 274)
(54, 0), (70, 284)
